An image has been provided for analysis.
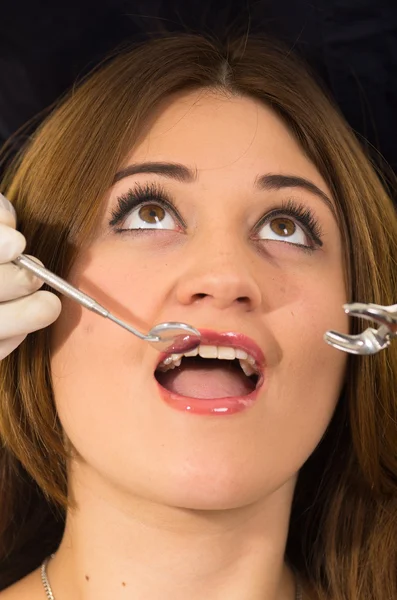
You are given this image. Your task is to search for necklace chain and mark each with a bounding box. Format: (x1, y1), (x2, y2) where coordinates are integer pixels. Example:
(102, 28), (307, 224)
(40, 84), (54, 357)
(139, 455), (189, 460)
(41, 555), (56, 600)
(41, 554), (302, 599)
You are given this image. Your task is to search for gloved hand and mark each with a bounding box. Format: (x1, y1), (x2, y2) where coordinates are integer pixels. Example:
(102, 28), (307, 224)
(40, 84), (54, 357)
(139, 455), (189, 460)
(0, 194), (62, 360)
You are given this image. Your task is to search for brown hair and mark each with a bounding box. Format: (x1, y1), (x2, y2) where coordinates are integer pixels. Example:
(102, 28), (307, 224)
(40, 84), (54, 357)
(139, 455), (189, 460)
(0, 32), (396, 599)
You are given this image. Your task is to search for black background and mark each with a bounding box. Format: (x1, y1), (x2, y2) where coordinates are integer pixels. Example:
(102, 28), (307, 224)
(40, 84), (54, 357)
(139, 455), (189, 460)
(0, 0), (396, 198)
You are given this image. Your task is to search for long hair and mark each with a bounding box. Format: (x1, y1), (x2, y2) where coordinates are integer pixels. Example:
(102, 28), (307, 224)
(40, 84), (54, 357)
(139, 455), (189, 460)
(0, 33), (396, 599)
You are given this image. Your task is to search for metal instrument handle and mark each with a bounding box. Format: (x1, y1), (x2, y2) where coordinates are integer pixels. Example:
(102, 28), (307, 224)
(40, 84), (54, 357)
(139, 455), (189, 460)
(12, 254), (110, 318)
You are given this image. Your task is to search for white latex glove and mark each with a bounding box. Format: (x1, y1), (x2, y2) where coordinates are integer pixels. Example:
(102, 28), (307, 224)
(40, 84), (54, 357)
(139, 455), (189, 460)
(0, 193), (62, 360)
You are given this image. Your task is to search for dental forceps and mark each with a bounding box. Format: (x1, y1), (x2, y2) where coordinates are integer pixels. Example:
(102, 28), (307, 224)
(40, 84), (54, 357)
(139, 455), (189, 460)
(324, 303), (397, 355)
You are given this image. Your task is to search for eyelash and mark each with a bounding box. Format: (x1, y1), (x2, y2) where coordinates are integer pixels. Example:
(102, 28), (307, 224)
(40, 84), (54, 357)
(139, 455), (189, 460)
(109, 181), (324, 251)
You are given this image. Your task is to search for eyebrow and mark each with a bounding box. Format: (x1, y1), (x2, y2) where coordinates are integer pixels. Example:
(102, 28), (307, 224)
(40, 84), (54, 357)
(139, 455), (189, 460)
(113, 161), (335, 215)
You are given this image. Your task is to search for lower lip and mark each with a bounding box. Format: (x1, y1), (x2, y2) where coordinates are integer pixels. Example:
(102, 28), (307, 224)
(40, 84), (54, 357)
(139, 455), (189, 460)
(155, 376), (264, 416)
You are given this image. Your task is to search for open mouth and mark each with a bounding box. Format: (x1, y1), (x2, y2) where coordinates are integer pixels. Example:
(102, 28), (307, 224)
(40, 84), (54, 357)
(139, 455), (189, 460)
(155, 344), (261, 399)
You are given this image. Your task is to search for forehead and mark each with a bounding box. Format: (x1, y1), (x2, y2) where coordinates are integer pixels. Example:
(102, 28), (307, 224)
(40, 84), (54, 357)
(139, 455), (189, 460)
(127, 90), (329, 193)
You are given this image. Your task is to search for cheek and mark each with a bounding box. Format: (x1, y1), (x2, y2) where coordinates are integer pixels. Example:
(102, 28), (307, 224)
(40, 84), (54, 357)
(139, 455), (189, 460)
(285, 267), (348, 376)
(75, 247), (168, 326)
(48, 256), (154, 469)
(50, 244), (168, 357)
(49, 249), (154, 421)
(266, 250), (348, 354)
(266, 266), (349, 447)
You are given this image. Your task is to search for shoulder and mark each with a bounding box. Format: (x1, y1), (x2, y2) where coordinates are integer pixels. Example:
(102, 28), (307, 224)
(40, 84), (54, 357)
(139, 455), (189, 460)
(0, 566), (43, 600)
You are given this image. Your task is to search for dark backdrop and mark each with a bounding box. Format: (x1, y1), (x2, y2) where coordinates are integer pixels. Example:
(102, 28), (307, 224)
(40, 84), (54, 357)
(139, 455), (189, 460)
(0, 0), (396, 197)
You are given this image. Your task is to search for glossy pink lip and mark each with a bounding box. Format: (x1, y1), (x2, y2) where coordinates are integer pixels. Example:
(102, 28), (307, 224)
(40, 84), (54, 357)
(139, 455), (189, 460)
(156, 329), (266, 374)
(154, 329), (266, 416)
(155, 383), (263, 415)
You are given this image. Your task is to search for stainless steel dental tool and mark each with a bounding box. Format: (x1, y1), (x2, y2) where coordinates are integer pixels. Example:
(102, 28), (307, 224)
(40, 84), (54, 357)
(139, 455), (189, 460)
(0, 192), (200, 354)
(12, 254), (201, 353)
(324, 303), (397, 355)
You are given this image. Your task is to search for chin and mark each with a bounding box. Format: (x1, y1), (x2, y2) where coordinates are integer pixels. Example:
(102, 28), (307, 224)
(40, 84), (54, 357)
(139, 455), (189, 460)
(151, 473), (269, 512)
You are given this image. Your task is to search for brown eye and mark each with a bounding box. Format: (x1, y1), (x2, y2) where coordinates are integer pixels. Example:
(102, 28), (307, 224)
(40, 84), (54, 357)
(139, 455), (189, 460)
(120, 201), (178, 230)
(270, 217), (296, 237)
(258, 215), (307, 245)
(139, 204), (165, 224)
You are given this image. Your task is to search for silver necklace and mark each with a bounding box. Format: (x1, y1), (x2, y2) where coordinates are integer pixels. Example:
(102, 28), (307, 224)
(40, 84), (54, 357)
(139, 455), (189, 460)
(41, 554), (303, 599)
(41, 554), (56, 600)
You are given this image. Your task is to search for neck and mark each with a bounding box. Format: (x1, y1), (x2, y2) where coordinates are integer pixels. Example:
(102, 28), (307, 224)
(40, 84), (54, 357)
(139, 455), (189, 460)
(48, 462), (298, 600)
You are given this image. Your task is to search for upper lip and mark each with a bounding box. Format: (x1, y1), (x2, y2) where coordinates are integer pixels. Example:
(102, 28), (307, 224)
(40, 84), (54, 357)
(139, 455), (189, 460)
(155, 328), (266, 374)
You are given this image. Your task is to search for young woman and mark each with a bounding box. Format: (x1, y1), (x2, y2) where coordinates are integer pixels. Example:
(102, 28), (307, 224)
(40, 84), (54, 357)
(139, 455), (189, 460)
(0, 33), (396, 600)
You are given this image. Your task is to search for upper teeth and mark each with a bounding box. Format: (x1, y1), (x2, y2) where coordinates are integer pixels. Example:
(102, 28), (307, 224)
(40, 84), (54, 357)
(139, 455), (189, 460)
(157, 345), (258, 377)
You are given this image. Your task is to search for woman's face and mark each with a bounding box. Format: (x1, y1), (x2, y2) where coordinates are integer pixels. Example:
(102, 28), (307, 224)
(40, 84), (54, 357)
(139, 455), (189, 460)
(50, 90), (348, 509)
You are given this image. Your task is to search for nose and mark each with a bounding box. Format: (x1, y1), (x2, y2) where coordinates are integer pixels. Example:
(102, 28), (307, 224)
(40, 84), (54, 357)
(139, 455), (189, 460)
(175, 232), (263, 312)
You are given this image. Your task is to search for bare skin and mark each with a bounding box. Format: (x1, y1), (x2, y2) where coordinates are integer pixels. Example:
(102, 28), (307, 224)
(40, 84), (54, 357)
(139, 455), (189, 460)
(1, 90), (348, 599)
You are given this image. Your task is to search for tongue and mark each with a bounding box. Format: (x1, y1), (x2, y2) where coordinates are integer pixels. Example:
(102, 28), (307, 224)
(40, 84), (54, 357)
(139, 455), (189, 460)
(156, 359), (255, 398)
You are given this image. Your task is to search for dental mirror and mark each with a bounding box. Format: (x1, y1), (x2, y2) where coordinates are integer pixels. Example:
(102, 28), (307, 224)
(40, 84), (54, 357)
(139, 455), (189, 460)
(12, 254), (201, 354)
